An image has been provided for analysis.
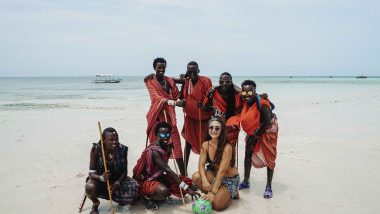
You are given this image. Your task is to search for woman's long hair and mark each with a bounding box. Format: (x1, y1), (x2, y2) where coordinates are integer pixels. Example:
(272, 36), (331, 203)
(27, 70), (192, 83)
(204, 116), (234, 166)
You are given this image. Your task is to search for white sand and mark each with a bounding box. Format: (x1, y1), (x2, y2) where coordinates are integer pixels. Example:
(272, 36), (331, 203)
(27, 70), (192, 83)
(1, 85), (380, 214)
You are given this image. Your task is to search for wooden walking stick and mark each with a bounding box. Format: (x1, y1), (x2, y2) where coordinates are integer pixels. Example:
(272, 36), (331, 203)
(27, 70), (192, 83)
(163, 110), (186, 205)
(145, 133), (149, 148)
(198, 108), (202, 154)
(98, 121), (115, 214)
(171, 149), (186, 205)
(78, 193), (87, 213)
(183, 111), (188, 177)
(236, 138), (239, 168)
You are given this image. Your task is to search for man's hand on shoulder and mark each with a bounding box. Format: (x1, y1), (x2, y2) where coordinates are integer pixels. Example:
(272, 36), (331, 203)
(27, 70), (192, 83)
(260, 93), (268, 99)
(144, 73), (155, 82)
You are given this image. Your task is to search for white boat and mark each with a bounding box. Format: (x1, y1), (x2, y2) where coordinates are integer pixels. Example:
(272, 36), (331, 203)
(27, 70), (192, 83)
(94, 74), (122, 83)
(356, 75), (367, 79)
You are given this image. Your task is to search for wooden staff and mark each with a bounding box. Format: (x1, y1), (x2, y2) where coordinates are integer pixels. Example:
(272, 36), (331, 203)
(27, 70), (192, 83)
(171, 149), (186, 205)
(236, 138), (239, 168)
(78, 193), (86, 213)
(98, 122), (115, 214)
(183, 112), (187, 177)
(163, 110), (186, 205)
(198, 108), (202, 154)
(145, 133), (149, 148)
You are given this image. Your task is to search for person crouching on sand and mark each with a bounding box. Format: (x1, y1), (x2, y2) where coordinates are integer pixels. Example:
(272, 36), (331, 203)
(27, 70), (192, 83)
(192, 116), (240, 211)
(85, 127), (139, 214)
(132, 122), (200, 210)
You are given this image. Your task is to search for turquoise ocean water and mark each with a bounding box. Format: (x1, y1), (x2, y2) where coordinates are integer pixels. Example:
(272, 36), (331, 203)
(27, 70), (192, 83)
(1, 76), (379, 111)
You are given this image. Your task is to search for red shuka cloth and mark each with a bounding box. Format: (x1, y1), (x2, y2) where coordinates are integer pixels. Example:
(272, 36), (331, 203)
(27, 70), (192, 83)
(145, 76), (182, 159)
(240, 98), (271, 135)
(228, 98), (279, 169)
(251, 114), (278, 169)
(204, 89), (242, 147)
(133, 145), (193, 198)
(140, 175), (193, 198)
(181, 76), (212, 154)
(132, 145), (169, 182)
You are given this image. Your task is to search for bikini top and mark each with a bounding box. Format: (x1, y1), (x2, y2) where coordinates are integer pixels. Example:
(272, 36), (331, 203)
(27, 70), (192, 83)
(206, 140), (233, 169)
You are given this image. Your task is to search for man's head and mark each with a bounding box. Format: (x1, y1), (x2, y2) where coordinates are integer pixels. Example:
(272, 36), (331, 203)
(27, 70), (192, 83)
(219, 72), (233, 92)
(154, 122), (172, 149)
(241, 80), (257, 103)
(186, 61), (200, 82)
(101, 127), (119, 152)
(153, 58), (167, 79)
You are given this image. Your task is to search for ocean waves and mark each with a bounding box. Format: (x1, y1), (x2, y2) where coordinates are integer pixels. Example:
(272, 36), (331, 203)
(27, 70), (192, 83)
(0, 103), (71, 110)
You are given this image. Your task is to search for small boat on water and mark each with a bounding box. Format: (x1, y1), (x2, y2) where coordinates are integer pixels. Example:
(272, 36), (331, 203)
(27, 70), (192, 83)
(94, 74), (122, 83)
(356, 75), (367, 79)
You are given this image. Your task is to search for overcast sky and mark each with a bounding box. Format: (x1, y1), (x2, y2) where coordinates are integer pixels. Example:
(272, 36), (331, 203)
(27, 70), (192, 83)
(1, 0), (379, 77)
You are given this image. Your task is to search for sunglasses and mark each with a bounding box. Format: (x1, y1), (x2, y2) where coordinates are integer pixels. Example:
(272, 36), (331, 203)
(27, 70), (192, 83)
(241, 91), (254, 96)
(159, 133), (170, 138)
(219, 80), (232, 84)
(208, 126), (221, 131)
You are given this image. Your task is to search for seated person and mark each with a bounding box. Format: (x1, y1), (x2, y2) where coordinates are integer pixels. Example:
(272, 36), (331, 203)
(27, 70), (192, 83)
(85, 127), (139, 214)
(192, 116), (240, 211)
(132, 122), (200, 210)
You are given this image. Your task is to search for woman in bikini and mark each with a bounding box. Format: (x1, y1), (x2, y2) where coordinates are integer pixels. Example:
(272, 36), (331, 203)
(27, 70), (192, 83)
(192, 116), (240, 211)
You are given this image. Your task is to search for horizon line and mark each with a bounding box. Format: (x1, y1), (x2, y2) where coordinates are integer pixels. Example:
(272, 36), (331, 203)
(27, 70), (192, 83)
(1, 75), (379, 78)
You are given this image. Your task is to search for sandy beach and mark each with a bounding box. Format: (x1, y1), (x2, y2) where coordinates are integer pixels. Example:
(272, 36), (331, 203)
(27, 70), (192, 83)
(1, 77), (380, 214)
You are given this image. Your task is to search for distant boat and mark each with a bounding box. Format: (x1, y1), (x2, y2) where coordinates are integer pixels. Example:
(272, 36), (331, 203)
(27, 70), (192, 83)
(94, 74), (122, 83)
(356, 75), (367, 79)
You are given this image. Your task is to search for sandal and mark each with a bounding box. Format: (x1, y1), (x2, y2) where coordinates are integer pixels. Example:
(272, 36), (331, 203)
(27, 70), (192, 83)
(263, 186), (273, 199)
(144, 197), (159, 210)
(239, 181), (250, 190)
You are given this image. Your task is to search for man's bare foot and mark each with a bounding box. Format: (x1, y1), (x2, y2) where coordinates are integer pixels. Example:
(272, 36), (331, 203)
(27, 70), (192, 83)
(90, 201), (100, 214)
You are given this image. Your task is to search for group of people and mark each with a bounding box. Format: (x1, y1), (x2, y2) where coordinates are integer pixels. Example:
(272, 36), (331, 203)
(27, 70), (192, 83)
(84, 58), (279, 213)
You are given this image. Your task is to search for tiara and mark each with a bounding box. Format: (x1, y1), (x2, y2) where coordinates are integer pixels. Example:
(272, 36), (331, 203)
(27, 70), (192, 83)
(214, 108), (225, 118)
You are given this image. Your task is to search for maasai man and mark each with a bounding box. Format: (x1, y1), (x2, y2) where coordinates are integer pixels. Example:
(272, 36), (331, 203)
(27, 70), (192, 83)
(179, 61), (212, 175)
(201, 72), (242, 157)
(231, 80), (278, 199)
(132, 122), (200, 210)
(85, 128), (139, 214)
(144, 57), (186, 175)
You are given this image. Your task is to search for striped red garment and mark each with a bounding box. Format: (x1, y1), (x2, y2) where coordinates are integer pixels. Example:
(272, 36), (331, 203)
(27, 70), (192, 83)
(145, 76), (183, 159)
(251, 115), (279, 169)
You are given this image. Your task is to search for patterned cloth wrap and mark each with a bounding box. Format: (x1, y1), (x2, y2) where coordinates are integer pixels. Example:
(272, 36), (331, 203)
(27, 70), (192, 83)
(111, 176), (140, 204)
(220, 174), (240, 199)
(206, 165), (240, 199)
(92, 143), (140, 204)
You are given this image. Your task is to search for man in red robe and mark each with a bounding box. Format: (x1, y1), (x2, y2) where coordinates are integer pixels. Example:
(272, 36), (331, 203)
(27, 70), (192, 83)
(179, 62), (212, 175)
(144, 58), (186, 175)
(201, 72), (242, 160)
(133, 122), (199, 210)
(228, 80), (278, 199)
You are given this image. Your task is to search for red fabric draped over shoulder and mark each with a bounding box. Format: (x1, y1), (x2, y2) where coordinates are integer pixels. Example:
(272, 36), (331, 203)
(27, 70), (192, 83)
(145, 76), (182, 158)
(240, 98), (271, 135)
(181, 76), (212, 154)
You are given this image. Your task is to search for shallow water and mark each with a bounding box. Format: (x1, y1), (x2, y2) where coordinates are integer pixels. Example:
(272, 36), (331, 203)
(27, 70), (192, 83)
(1, 76), (379, 111)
